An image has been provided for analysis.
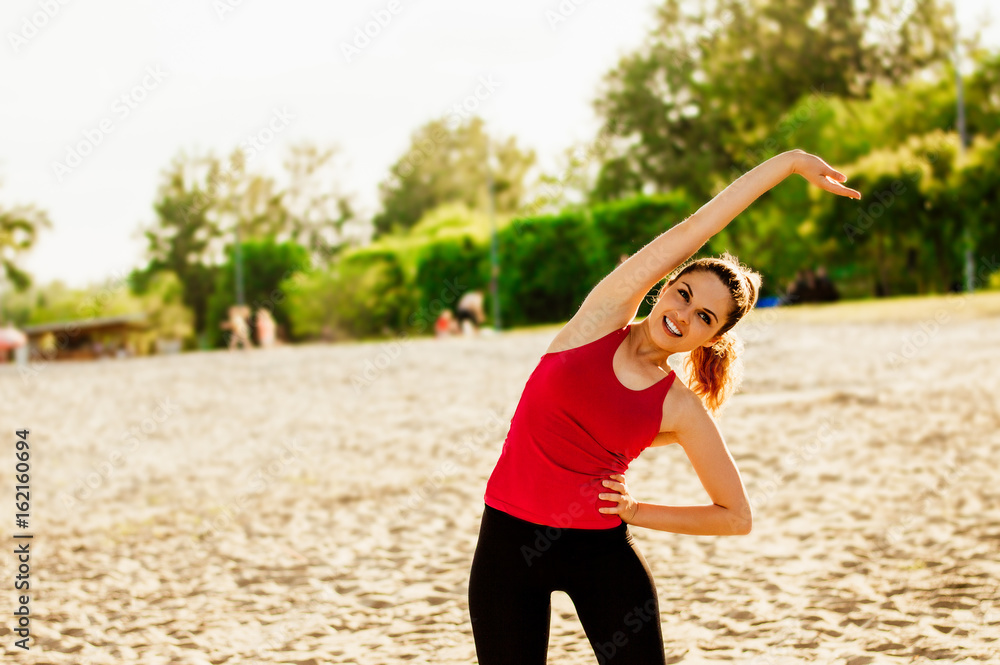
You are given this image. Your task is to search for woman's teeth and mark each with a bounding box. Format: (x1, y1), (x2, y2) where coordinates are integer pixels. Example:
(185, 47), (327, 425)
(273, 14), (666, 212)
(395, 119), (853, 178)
(663, 316), (681, 336)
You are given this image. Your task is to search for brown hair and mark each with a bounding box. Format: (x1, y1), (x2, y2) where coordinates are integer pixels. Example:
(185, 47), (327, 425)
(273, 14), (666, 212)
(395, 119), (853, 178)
(655, 252), (762, 415)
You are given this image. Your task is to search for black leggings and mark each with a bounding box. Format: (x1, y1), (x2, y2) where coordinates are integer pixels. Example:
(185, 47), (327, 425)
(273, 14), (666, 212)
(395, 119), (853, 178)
(468, 504), (666, 664)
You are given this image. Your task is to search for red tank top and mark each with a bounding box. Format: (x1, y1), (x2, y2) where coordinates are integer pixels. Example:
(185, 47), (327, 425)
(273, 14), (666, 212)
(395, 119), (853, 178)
(484, 324), (676, 529)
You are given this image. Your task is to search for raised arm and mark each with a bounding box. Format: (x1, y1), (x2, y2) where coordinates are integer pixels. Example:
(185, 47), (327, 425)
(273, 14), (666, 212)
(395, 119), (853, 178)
(568, 150), (861, 332)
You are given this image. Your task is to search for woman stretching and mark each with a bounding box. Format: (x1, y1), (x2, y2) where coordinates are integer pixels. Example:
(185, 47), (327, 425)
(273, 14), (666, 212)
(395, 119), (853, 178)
(468, 149), (861, 663)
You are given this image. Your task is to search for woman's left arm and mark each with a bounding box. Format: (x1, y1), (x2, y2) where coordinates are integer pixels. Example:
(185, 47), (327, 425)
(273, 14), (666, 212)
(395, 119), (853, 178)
(599, 390), (752, 536)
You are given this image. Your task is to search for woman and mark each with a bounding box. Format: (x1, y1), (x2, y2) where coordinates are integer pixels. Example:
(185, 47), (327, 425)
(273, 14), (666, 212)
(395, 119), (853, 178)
(467, 149), (861, 664)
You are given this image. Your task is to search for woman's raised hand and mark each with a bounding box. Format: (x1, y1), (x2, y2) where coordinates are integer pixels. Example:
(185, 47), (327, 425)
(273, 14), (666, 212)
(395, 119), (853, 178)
(787, 149), (862, 200)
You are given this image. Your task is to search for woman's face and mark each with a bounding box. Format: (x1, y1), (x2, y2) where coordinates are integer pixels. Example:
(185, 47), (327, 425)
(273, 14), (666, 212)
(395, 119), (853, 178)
(648, 270), (733, 353)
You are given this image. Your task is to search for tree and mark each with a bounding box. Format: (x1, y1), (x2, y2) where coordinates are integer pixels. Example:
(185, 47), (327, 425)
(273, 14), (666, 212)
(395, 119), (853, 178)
(0, 200), (50, 291)
(282, 142), (359, 266)
(133, 149), (291, 337)
(138, 270), (195, 345)
(204, 237), (310, 348)
(372, 116), (535, 236)
(132, 152), (225, 335)
(813, 130), (964, 296)
(283, 249), (417, 340)
(522, 135), (617, 217)
(591, 0), (957, 202)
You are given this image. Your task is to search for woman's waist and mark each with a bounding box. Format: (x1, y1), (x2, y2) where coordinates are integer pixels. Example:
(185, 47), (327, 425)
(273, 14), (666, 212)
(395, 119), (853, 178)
(482, 495), (624, 533)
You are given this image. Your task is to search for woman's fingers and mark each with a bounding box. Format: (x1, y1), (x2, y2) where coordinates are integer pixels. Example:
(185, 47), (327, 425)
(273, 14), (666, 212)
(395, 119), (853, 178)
(808, 172), (861, 199)
(602, 479), (626, 493)
(794, 152), (861, 199)
(821, 176), (862, 199)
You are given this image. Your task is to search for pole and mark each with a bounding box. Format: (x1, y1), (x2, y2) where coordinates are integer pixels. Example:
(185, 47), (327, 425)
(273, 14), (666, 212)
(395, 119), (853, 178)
(234, 219), (245, 306)
(487, 139), (501, 331)
(954, 2), (974, 293)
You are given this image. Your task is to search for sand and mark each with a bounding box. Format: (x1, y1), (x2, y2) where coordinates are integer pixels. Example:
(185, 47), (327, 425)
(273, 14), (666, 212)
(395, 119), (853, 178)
(1, 302), (999, 664)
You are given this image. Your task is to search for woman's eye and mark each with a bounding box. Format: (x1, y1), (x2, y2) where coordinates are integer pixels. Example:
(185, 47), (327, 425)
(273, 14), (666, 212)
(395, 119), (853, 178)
(699, 313), (710, 324)
(679, 289), (689, 301)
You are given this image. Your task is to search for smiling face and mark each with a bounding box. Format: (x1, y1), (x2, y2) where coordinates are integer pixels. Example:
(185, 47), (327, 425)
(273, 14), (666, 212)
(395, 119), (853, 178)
(647, 269), (735, 353)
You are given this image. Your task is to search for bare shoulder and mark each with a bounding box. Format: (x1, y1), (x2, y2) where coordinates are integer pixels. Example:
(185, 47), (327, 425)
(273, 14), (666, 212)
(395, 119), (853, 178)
(658, 375), (710, 434)
(543, 303), (633, 355)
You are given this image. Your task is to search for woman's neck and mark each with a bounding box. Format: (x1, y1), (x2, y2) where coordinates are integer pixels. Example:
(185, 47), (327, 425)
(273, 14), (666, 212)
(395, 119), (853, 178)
(628, 320), (673, 371)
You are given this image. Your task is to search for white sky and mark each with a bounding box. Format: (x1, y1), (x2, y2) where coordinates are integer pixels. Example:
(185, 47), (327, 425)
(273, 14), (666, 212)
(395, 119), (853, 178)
(1, 0), (997, 290)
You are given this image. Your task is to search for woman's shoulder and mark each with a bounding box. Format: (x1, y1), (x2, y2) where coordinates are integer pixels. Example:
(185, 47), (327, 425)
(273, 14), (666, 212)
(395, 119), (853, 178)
(543, 320), (627, 356)
(658, 374), (712, 434)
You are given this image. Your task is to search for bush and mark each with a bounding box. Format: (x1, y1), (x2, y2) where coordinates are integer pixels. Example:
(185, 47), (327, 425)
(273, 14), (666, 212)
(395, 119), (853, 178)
(205, 237), (310, 347)
(590, 192), (695, 315)
(497, 211), (604, 327)
(412, 234), (489, 333)
(284, 248), (418, 341)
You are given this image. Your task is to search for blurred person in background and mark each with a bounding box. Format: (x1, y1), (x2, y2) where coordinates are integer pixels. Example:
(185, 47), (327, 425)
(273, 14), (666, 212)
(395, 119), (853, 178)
(456, 290), (486, 335)
(256, 308), (277, 349)
(221, 305), (252, 351)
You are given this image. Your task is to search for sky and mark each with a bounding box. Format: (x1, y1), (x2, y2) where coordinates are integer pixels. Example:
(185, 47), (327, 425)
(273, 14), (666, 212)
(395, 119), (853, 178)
(1, 0), (998, 290)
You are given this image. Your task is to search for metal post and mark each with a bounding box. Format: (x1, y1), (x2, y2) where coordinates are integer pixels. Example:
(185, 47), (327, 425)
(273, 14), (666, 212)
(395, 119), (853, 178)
(234, 220), (245, 306)
(954, 3), (974, 293)
(487, 139), (501, 331)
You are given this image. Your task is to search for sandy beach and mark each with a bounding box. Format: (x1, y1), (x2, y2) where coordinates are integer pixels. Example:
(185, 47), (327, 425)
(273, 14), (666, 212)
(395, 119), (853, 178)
(2, 295), (999, 664)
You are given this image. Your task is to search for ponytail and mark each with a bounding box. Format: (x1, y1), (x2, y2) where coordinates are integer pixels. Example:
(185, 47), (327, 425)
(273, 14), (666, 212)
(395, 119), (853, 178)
(683, 330), (745, 416)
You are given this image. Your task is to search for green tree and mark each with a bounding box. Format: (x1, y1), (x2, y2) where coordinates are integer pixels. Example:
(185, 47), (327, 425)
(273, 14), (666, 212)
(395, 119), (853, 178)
(204, 237), (310, 348)
(284, 249), (417, 341)
(813, 130), (963, 296)
(282, 142), (359, 266)
(134, 271), (196, 353)
(591, 0), (957, 202)
(0, 200), (50, 291)
(133, 149), (291, 338)
(373, 116), (535, 236)
(496, 211), (604, 327)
